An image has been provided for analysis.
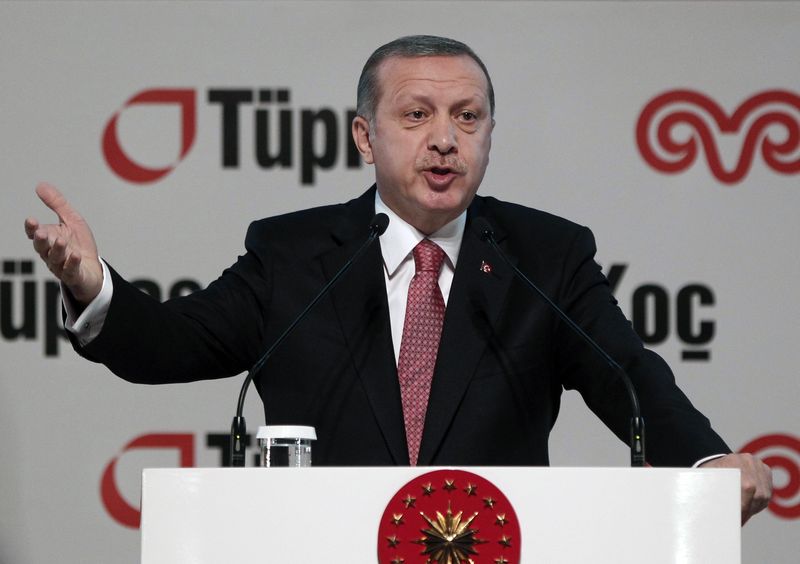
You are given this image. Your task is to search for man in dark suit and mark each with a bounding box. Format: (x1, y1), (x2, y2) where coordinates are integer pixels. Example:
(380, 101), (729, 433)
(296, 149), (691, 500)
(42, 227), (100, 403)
(25, 35), (771, 523)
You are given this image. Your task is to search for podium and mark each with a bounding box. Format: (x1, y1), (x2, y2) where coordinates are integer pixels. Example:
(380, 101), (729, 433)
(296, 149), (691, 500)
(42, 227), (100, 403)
(141, 467), (740, 563)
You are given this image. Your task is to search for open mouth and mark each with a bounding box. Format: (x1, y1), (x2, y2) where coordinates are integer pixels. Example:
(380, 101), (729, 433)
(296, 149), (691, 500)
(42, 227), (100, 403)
(423, 167), (457, 189)
(421, 160), (463, 189)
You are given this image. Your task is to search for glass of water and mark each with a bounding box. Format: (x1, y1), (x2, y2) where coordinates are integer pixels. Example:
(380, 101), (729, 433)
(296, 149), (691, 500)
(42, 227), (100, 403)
(256, 425), (317, 467)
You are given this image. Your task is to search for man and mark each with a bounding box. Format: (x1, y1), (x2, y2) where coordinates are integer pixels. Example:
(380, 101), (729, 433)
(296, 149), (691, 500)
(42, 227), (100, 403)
(25, 35), (771, 523)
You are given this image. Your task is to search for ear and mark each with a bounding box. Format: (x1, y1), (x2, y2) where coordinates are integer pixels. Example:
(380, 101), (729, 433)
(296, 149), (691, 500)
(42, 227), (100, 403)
(351, 116), (374, 164)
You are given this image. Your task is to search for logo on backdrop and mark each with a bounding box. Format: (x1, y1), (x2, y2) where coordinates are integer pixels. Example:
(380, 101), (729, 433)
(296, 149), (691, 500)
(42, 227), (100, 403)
(740, 433), (800, 520)
(102, 89), (197, 184)
(377, 469), (521, 564)
(0, 258), (200, 357)
(636, 89), (800, 184)
(0, 259), (67, 356)
(101, 87), (362, 185)
(99, 431), (262, 528)
(100, 433), (195, 528)
(606, 263), (715, 361)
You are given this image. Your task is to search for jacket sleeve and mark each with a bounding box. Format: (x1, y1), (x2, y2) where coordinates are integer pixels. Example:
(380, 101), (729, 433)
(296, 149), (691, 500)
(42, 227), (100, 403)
(71, 221), (273, 384)
(553, 226), (730, 467)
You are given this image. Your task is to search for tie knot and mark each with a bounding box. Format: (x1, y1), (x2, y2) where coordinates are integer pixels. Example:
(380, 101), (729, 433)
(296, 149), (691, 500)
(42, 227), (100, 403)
(413, 239), (445, 273)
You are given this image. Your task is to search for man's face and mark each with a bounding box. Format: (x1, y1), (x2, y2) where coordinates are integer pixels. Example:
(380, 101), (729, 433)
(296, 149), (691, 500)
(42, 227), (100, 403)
(352, 55), (493, 234)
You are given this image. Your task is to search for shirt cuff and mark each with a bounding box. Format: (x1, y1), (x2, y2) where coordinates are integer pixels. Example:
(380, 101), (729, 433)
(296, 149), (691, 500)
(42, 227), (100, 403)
(63, 258), (113, 346)
(693, 453), (728, 468)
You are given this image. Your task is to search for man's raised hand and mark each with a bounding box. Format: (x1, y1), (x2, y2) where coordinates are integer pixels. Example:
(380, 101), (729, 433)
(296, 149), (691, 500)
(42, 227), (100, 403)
(24, 183), (103, 305)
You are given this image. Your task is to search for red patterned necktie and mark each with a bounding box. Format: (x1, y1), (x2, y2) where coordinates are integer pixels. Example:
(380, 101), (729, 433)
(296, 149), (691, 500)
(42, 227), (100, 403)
(397, 239), (446, 466)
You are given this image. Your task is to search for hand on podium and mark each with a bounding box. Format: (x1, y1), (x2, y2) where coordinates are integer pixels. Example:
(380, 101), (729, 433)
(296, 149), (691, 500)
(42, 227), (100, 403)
(699, 452), (773, 525)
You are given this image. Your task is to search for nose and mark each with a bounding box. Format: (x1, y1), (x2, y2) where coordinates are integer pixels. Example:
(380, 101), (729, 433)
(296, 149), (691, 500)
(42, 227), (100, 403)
(427, 116), (458, 155)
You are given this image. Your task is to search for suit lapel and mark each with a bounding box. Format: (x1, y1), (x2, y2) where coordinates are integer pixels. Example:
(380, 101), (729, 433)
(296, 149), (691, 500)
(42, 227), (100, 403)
(318, 187), (408, 465)
(417, 199), (517, 465)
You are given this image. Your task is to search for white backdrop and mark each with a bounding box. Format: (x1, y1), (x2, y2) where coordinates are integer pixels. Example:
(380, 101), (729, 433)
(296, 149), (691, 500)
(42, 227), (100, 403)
(1, 2), (797, 563)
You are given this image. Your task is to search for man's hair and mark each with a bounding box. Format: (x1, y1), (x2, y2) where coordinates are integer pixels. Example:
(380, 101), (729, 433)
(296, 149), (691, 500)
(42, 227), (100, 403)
(356, 35), (495, 123)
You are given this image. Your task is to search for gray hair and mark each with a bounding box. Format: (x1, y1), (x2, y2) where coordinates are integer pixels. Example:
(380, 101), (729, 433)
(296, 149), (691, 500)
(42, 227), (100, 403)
(356, 35), (495, 123)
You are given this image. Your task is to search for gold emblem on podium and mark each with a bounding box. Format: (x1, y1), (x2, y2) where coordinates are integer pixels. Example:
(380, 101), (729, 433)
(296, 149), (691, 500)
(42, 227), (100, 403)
(377, 470), (521, 563)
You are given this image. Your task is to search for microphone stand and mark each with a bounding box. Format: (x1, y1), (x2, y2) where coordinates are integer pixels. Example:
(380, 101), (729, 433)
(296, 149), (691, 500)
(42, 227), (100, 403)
(476, 219), (646, 467)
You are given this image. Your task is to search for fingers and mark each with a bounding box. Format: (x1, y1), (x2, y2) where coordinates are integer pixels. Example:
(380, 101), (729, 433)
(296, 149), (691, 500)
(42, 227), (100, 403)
(35, 234), (69, 277)
(700, 452), (774, 525)
(30, 229), (74, 280)
(740, 456), (773, 525)
(24, 217), (40, 239)
(35, 182), (81, 224)
(32, 228), (56, 260)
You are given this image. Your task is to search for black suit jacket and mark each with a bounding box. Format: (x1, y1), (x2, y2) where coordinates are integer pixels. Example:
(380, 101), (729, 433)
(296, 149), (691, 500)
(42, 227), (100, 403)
(78, 186), (729, 466)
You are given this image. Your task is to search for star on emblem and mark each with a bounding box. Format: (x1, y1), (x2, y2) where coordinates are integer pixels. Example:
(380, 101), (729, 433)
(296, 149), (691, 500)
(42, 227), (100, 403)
(495, 513), (508, 527)
(422, 482), (435, 496)
(443, 479), (457, 492)
(402, 494), (417, 508)
(463, 483), (478, 496)
(498, 535), (512, 548)
(387, 535), (400, 548)
(392, 513), (404, 526)
(494, 557), (509, 564)
(391, 558), (405, 564)
(414, 502), (486, 564)
(483, 497), (496, 508)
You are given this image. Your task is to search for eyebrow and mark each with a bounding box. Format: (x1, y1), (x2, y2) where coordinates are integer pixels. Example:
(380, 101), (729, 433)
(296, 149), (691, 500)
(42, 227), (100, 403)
(395, 92), (488, 111)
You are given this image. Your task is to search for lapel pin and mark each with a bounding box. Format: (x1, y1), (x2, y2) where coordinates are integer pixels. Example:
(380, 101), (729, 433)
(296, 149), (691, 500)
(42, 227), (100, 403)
(480, 260), (493, 274)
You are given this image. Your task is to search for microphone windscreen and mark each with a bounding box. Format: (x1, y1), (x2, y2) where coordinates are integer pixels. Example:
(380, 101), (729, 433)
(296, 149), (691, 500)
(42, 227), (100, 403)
(370, 213), (390, 236)
(471, 217), (495, 242)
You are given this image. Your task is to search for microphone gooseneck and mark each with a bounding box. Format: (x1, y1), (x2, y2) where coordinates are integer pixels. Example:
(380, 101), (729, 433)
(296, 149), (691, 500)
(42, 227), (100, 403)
(473, 217), (646, 467)
(229, 213), (390, 467)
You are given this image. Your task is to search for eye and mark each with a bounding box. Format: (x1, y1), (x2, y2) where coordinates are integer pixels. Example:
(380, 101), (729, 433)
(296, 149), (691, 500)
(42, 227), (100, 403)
(406, 110), (427, 121)
(458, 111), (478, 122)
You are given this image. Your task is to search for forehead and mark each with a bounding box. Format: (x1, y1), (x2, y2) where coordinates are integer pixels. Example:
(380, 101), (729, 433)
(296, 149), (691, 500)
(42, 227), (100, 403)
(375, 55), (489, 106)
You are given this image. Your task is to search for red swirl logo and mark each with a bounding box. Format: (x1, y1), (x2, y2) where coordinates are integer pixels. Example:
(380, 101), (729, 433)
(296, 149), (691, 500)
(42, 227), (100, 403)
(739, 433), (800, 519)
(102, 88), (196, 184)
(636, 90), (800, 184)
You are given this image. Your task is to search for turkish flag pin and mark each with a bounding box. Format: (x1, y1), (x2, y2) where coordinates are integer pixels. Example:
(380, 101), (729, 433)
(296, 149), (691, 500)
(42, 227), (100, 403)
(480, 260), (493, 274)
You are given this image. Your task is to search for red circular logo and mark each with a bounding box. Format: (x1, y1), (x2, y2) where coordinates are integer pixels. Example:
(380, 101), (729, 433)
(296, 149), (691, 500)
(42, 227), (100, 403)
(740, 433), (800, 520)
(377, 469), (521, 563)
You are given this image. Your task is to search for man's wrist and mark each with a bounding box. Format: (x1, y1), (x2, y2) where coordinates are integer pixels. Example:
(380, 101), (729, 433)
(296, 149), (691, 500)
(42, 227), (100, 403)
(694, 453), (728, 468)
(63, 258), (113, 345)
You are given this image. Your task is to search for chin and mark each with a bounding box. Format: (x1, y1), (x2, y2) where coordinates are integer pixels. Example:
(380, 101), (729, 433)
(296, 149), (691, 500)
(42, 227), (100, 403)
(425, 191), (470, 212)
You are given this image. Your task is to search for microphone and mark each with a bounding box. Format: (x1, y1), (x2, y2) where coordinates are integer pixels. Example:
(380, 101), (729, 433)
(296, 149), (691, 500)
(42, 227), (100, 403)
(473, 217), (646, 467)
(229, 213), (389, 467)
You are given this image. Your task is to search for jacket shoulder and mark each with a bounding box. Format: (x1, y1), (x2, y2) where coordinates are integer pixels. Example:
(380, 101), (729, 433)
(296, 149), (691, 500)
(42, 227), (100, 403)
(473, 194), (590, 243)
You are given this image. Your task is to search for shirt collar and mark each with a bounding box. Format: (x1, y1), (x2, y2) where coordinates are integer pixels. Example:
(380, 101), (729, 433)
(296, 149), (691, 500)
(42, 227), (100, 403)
(375, 191), (466, 277)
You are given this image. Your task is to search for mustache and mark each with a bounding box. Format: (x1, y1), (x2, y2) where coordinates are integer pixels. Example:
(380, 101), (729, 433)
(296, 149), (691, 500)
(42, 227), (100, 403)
(416, 155), (468, 175)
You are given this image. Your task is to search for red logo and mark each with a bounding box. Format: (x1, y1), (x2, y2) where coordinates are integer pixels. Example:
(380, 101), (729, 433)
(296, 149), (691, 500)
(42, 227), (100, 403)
(739, 433), (800, 520)
(102, 89), (196, 184)
(378, 469), (521, 563)
(100, 433), (194, 528)
(636, 90), (800, 184)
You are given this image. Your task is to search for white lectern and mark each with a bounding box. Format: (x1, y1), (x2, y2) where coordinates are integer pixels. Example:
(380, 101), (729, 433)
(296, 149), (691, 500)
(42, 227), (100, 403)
(141, 467), (739, 563)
